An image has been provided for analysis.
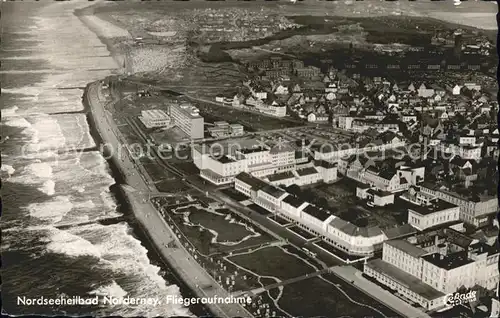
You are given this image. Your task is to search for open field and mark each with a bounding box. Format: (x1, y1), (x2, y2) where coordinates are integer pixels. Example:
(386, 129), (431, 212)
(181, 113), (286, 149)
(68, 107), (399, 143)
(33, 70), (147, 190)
(152, 194), (194, 208)
(93, 0), (497, 32)
(139, 156), (189, 193)
(186, 207), (260, 243)
(228, 244), (319, 281)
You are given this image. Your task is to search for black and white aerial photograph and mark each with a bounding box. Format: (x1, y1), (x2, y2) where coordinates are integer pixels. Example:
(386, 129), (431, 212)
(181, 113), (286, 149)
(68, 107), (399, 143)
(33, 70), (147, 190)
(1, 0), (499, 317)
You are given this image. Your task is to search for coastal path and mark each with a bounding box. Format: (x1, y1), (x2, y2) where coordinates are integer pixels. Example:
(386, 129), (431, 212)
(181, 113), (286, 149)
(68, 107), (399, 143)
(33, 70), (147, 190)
(87, 81), (253, 318)
(233, 266), (337, 297)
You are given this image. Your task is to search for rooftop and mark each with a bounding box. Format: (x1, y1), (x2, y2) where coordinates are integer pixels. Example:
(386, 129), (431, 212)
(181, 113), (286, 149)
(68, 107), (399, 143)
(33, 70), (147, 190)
(296, 167), (319, 177)
(366, 259), (445, 301)
(384, 239), (428, 258)
(235, 172), (268, 191)
(303, 205), (332, 222)
(239, 146), (268, 155)
(398, 197), (458, 216)
(295, 150), (309, 159)
(268, 171), (295, 182)
(269, 143), (295, 154)
(329, 217), (383, 238)
(141, 109), (169, 119)
(215, 155), (236, 164)
(367, 188), (393, 198)
(172, 103), (202, 119)
(282, 195), (307, 208)
(259, 184), (287, 199)
(314, 160), (338, 169)
(422, 251), (474, 270)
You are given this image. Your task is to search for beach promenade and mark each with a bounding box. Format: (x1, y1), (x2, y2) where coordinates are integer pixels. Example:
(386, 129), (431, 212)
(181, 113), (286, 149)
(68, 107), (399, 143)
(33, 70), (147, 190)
(332, 266), (432, 318)
(86, 80), (252, 318)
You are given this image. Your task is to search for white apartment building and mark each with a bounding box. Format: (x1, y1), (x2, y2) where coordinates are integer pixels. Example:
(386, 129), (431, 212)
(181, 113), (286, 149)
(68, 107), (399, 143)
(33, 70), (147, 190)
(434, 143), (481, 160)
(420, 184), (498, 226)
(255, 185), (288, 212)
(234, 173), (386, 257)
(138, 109), (171, 128)
(169, 103), (204, 139)
(193, 142), (296, 185)
(256, 101), (287, 117)
(356, 187), (395, 206)
(364, 231), (499, 311)
(326, 217), (386, 256)
(207, 121), (245, 138)
(265, 161), (338, 187)
(360, 167), (410, 193)
(404, 197), (460, 231)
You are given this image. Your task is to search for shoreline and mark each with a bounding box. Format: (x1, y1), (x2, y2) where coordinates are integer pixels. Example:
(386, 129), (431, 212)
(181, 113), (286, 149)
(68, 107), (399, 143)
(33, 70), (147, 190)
(82, 79), (251, 318)
(82, 84), (211, 318)
(76, 6), (251, 317)
(74, 4), (212, 316)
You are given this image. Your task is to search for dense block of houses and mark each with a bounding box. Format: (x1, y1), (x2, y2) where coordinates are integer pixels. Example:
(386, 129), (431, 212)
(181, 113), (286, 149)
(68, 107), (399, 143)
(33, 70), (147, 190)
(338, 116), (400, 133)
(313, 132), (406, 162)
(400, 187), (461, 230)
(419, 182), (497, 227)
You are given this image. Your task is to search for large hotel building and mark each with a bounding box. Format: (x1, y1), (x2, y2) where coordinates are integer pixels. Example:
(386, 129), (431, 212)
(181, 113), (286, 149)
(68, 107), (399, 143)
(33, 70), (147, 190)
(364, 229), (499, 311)
(169, 103), (204, 139)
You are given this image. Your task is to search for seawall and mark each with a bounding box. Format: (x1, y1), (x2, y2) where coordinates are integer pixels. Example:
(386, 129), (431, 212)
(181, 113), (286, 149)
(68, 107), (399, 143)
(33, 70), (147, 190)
(82, 84), (211, 317)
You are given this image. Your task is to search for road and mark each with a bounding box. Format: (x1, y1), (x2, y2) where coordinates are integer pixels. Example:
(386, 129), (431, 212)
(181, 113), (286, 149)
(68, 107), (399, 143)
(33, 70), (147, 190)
(86, 81), (252, 318)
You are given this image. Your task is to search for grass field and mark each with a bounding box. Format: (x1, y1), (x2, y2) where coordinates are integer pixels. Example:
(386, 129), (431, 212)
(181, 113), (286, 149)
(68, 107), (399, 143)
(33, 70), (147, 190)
(165, 202), (275, 256)
(228, 244), (319, 281)
(186, 206), (259, 243)
(273, 275), (396, 318)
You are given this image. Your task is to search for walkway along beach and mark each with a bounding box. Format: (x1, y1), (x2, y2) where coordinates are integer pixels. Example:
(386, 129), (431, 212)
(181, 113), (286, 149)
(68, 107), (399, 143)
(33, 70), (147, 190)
(79, 5), (252, 315)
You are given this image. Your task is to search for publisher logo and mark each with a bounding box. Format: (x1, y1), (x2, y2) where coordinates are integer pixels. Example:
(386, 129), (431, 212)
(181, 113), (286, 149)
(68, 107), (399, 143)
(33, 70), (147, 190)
(444, 291), (477, 307)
